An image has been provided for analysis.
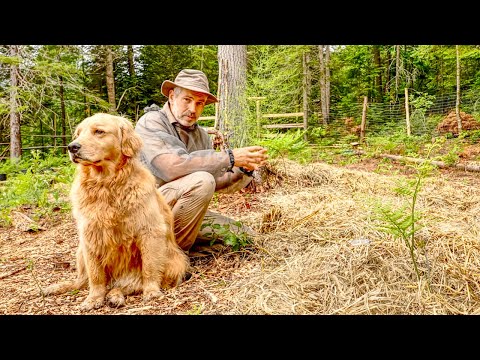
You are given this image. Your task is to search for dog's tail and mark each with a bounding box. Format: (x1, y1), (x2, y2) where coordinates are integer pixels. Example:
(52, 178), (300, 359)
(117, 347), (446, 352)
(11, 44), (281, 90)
(43, 278), (88, 296)
(155, 191), (190, 288)
(43, 246), (88, 296)
(162, 234), (190, 288)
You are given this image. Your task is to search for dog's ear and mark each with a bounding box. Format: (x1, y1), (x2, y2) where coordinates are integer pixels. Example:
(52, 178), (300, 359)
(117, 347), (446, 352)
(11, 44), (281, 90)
(119, 118), (143, 157)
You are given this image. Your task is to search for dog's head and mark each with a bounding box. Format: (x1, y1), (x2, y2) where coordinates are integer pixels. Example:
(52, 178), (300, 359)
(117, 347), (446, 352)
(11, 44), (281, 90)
(68, 113), (143, 167)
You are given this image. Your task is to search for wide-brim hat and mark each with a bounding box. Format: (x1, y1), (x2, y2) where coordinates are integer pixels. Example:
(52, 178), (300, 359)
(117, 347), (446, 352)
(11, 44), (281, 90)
(161, 69), (218, 105)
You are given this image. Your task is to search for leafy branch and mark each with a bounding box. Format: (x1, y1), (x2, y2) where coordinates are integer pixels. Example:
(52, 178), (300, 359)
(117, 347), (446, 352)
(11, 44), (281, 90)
(200, 220), (253, 251)
(258, 129), (311, 172)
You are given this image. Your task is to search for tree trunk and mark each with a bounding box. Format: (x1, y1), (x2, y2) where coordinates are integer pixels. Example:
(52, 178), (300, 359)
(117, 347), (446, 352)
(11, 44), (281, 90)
(395, 45), (400, 101)
(127, 45), (135, 77)
(325, 46), (330, 118)
(59, 75), (67, 154)
(217, 45), (247, 148)
(80, 46), (91, 118)
(302, 51), (310, 141)
(9, 45), (21, 161)
(105, 45), (116, 114)
(199, 45), (205, 71)
(455, 45), (462, 134)
(127, 45), (139, 121)
(385, 47), (392, 100)
(318, 45), (327, 125)
(373, 45), (383, 103)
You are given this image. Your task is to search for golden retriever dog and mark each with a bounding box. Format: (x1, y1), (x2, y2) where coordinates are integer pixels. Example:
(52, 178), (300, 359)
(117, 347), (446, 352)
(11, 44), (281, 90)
(43, 113), (189, 311)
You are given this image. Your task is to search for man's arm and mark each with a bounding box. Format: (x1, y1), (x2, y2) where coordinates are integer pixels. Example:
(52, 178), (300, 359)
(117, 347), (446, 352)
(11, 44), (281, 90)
(136, 109), (267, 188)
(136, 110), (232, 181)
(213, 145), (269, 193)
(150, 147), (231, 182)
(151, 144), (254, 192)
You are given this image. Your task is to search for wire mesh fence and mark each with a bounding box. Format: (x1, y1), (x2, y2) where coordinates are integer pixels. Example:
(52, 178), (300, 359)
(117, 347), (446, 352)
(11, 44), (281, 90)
(318, 89), (480, 138)
(1, 89), (480, 159)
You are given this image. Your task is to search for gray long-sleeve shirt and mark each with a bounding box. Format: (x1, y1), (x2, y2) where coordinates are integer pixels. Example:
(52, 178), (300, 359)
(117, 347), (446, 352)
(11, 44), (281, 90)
(134, 102), (252, 193)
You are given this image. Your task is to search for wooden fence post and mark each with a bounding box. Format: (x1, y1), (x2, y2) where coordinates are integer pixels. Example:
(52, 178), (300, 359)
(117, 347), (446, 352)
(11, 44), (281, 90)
(256, 99), (262, 138)
(360, 96), (368, 142)
(53, 114), (57, 150)
(404, 88), (411, 136)
(214, 102), (219, 130)
(247, 97), (266, 138)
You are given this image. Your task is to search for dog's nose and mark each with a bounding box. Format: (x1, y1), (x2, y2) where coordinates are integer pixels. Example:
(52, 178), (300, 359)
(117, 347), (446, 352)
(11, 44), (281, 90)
(68, 142), (81, 153)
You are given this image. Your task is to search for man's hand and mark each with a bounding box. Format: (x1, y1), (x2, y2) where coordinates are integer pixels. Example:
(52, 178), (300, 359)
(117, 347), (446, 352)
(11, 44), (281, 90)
(232, 146), (268, 171)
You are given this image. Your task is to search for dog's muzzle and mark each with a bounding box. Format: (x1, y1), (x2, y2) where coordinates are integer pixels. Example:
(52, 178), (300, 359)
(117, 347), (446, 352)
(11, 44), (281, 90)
(68, 142), (81, 154)
(68, 142), (82, 162)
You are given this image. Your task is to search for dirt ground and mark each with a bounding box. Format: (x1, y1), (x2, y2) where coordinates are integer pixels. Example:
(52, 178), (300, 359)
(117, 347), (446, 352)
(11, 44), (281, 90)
(1, 151), (480, 315)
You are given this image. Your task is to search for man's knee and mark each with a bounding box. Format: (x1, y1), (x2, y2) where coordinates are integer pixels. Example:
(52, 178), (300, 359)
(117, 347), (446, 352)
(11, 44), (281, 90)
(159, 171), (216, 208)
(189, 171), (215, 200)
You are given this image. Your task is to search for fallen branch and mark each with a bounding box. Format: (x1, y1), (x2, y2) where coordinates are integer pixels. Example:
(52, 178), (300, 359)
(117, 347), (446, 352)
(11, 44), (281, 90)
(355, 150), (480, 172)
(0, 265), (27, 280)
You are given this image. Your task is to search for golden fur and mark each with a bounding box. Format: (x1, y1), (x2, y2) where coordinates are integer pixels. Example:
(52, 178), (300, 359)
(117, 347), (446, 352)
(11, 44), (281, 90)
(43, 113), (189, 311)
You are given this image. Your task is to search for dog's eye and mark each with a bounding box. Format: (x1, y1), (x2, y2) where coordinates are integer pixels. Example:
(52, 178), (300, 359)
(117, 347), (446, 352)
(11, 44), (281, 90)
(95, 129), (105, 135)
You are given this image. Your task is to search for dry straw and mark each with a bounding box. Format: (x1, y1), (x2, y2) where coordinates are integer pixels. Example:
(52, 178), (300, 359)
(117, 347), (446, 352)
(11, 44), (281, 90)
(1, 158), (479, 315)
(207, 159), (480, 315)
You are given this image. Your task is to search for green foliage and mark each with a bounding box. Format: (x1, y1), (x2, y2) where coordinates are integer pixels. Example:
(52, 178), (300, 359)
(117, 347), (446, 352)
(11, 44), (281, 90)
(0, 46), (476, 144)
(409, 91), (436, 111)
(190, 45), (219, 93)
(374, 142), (439, 285)
(367, 132), (422, 155)
(185, 304), (203, 315)
(3, 44), (480, 183)
(0, 45), (110, 148)
(200, 220), (253, 251)
(440, 144), (461, 166)
(0, 54), (21, 66)
(307, 126), (327, 141)
(258, 129), (311, 164)
(463, 129), (480, 143)
(412, 45), (458, 94)
(425, 114), (444, 134)
(330, 45), (379, 103)
(0, 151), (74, 226)
(0, 159), (20, 174)
(137, 45), (195, 107)
(247, 45), (307, 114)
(409, 92), (437, 135)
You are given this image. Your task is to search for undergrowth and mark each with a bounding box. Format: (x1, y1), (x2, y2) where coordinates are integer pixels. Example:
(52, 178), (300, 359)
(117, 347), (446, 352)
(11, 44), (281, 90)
(200, 220), (253, 251)
(0, 150), (74, 226)
(258, 129), (311, 171)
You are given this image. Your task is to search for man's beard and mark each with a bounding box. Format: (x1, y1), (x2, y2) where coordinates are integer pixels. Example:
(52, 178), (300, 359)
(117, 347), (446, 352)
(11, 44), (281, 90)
(177, 111), (197, 127)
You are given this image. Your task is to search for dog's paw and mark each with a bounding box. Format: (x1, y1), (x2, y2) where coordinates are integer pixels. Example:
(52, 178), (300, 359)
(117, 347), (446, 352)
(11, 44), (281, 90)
(142, 289), (162, 302)
(106, 289), (126, 308)
(80, 296), (105, 311)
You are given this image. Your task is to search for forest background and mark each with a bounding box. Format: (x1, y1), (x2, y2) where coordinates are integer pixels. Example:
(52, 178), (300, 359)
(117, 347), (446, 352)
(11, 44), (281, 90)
(2, 45), (480, 315)
(2, 44), (480, 161)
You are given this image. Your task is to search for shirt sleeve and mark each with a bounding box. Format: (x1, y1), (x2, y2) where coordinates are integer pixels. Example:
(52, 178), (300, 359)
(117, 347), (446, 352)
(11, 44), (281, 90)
(136, 110), (232, 182)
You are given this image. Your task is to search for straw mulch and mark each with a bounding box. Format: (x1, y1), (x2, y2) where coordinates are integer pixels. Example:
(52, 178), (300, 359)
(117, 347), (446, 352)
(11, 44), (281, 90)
(1, 158), (479, 315)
